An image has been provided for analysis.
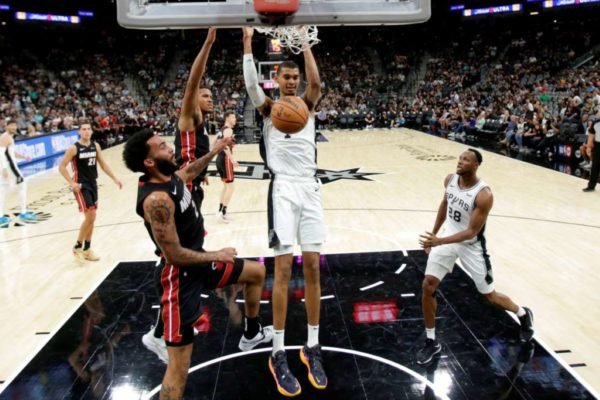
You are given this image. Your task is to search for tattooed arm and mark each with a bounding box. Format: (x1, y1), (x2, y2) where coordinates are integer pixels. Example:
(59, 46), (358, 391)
(142, 191), (237, 265)
(175, 136), (233, 184)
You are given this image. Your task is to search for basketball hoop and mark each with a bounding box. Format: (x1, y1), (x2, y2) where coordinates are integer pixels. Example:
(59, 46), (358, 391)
(255, 25), (320, 55)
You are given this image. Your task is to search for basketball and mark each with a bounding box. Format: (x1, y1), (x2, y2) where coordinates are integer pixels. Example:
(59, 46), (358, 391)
(271, 96), (309, 134)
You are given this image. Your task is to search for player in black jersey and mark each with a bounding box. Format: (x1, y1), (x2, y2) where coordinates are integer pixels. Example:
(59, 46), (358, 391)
(174, 28), (216, 212)
(123, 130), (273, 400)
(59, 122), (123, 261)
(216, 111), (238, 223)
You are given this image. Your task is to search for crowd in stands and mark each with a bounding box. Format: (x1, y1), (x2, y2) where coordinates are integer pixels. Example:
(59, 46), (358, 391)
(1, 17), (599, 168)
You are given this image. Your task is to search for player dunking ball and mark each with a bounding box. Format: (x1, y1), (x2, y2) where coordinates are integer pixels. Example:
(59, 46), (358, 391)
(243, 27), (327, 396)
(216, 110), (238, 223)
(59, 122), (123, 261)
(123, 130), (273, 400)
(416, 148), (534, 365)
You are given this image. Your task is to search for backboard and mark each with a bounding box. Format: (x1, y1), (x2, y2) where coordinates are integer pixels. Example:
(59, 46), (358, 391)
(116, 0), (431, 30)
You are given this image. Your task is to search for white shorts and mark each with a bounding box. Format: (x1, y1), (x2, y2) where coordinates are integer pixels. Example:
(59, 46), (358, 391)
(1, 165), (24, 186)
(425, 241), (494, 294)
(268, 175), (325, 254)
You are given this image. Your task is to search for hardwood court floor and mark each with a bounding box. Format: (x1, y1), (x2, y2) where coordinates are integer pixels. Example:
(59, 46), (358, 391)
(0, 128), (598, 395)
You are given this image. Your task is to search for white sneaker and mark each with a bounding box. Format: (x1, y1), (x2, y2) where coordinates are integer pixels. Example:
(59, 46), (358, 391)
(238, 325), (274, 352)
(142, 328), (168, 364)
(216, 211), (230, 224)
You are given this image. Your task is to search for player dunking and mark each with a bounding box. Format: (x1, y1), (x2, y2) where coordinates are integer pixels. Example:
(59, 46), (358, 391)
(123, 130), (273, 400)
(417, 148), (534, 365)
(174, 28), (216, 212)
(59, 122), (123, 261)
(243, 27), (327, 396)
(0, 119), (36, 228)
(216, 110), (238, 223)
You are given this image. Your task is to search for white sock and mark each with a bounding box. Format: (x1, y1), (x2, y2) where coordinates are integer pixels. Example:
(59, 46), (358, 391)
(272, 329), (285, 355)
(307, 324), (319, 347)
(18, 181), (27, 213)
(516, 307), (526, 317)
(426, 328), (436, 340)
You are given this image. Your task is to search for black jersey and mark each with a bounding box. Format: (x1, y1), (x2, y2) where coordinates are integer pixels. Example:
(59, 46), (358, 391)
(216, 126), (233, 158)
(136, 174), (205, 253)
(72, 142), (98, 185)
(174, 123), (210, 184)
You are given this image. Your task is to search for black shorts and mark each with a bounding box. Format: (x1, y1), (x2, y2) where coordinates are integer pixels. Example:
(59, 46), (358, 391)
(74, 184), (98, 212)
(155, 257), (244, 346)
(216, 153), (234, 183)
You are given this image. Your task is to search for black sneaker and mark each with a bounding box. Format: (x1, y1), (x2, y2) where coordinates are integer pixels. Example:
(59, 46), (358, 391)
(582, 187), (595, 192)
(300, 344), (328, 389)
(519, 307), (534, 342)
(416, 339), (442, 365)
(269, 350), (301, 397)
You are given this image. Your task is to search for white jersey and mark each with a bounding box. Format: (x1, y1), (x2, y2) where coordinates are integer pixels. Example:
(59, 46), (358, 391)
(263, 115), (317, 177)
(443, 174), (489, 244)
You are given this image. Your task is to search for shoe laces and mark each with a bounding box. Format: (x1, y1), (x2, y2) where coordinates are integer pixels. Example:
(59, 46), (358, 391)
(273, 352), (292, 374)
(305, 345), (323, 365)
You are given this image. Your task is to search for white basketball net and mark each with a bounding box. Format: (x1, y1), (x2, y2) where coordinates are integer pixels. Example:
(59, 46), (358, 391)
(255, 25), (320, 55)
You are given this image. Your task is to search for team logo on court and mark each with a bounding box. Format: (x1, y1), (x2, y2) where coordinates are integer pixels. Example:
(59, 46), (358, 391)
(207, 162), (381, 185)
(397, 144), (454, 162)
(317, 168), (381, 184)
(1, 211), (53, 228)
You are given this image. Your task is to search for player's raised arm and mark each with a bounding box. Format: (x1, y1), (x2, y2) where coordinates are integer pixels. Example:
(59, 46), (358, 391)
(301, 30), (321, 112)
(179, 28), (217, 132)
(242, 27), (273, 114)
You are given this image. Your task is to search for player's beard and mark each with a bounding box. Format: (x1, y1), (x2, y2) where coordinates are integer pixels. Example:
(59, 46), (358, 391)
(156, 158), (179, 176)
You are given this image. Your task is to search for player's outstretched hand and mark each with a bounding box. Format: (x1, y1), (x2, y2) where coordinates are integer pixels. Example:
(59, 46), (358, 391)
(206, 27), (217, 44)
(216, 247), (237, 264)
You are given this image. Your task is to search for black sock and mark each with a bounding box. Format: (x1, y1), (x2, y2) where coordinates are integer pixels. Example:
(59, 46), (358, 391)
(83, 240), (91, 251)
(222, 206), (227, 216)
(74, 241), (82, 249)
(219, 203), (223, 212)
(154, 313), (164, 338)
(244, 316), (260, 339)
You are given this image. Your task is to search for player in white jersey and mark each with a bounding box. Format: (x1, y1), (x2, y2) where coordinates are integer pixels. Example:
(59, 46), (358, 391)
(0, 119), (37, 228)
(243, 27), (327, 397)
(416, 149), (534, 365)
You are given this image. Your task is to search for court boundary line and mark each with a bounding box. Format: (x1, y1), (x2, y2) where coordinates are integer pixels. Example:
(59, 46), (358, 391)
(0, 262), (120, 396)
(141, 345), (451, 400)
(2, 209), (599, 244)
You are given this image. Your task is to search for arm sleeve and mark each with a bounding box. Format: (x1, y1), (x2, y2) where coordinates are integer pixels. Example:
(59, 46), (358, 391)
(243, 54), (266, 108)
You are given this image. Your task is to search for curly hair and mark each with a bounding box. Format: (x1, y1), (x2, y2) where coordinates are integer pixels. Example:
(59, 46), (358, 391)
(122, 129), (155, 173)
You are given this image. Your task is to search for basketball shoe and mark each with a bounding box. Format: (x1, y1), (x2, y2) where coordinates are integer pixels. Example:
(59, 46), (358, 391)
(18, 211), (37, 223)
(519, 307), (534, 342)
(416, 339), (442, 365)
(83, 249), (100, 261)
(216, 211), (231, 223)
(73, 247), (84, 261)
(238, 324), (274, 351)
(269, 350), (301, 397)
(0, 216), (10, 228)
(300, 344), (328, 389)
(142, 328), (168, 364)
